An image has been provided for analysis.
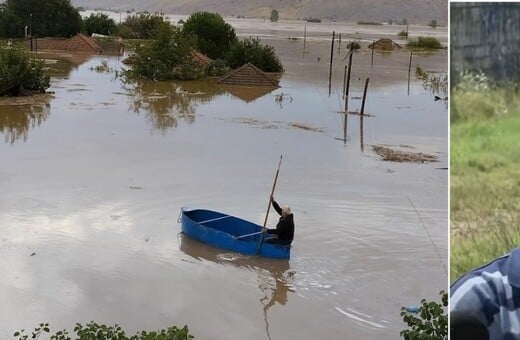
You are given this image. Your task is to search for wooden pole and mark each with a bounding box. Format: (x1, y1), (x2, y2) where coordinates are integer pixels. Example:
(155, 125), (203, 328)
(360, 114), (364, 151)
(343, 65), (347, 99)
(256, 155), (283, 254)
(303, 25), (307, 55)
(371, 40), (375, 67)
(344, 51), (353, 112)
(406, 23), (409, 40)
(360, 77), (370, 116)
(338, 33), (341, 54)
(329, 31), (335, 95)
(408, 51), (413, 95)
(343, 111), (348, 144)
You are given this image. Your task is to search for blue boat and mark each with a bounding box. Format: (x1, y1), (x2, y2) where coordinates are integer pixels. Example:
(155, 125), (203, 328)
(180, 207), (291, 259)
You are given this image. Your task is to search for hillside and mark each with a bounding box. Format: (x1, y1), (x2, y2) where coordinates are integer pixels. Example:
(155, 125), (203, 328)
(71, 0), (447, 25)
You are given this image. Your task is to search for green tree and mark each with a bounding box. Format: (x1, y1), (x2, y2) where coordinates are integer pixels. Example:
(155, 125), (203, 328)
(117, 13), (167, 39)
(225, 37), (283, 72)
(0, 0), (82, 38)
(429, 19), (438, 28)
(83, 13), (117, 36)
(128, 23), (199, 81)
(182, 12), (237, 60)
(270, 9), (279, 22)
(400, 291), (448, 340)
(0, 46), (50, 95)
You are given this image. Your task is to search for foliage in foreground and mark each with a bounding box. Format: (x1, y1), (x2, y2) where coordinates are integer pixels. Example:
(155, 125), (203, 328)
(12, 322), (193, 340)
(450, 71), (520, 280)
(0, 46), (50, 95)
(407, 37), (442, 50)
(400, 291), (448, 340)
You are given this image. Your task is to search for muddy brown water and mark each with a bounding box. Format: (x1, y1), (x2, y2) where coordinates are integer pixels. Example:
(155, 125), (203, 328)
(0, 22), (447, 339)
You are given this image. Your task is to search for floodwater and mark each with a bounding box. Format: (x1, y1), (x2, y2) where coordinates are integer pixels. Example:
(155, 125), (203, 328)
(0, 23), (447, 339)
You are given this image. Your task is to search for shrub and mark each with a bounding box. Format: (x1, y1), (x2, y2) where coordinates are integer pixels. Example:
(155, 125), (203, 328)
(346, 41), (361, 51)
(206, 59), (230, 77)
(12, 322), (194, 340)
(407, 36), (442, 49)
(398, 30), (408, 38)
(270, 10), (279, 22)
(127, 23), (199, 81)
(117, 13), (167, 39)
(401, 291), (448, 340)
(429, 19), (438, 28)
(0, 46), (50, 95)
(226, 37), (283, 72)
(182, 12), (237, 60)
(83, 13), (117, 36)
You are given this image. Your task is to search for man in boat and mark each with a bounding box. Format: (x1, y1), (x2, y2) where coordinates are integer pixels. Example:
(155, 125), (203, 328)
(264, 197), (294, 245)
(450, 246), (520, 339)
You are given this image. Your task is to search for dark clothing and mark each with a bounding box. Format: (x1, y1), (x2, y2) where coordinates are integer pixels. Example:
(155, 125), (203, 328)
(266, 200), (294, 245)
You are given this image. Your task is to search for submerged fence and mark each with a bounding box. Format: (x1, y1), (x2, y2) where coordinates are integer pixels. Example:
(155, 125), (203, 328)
(451, 2), (520, 84)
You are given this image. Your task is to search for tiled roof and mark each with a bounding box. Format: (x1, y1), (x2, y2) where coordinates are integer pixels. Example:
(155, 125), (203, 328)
(368, 38), (402, 51)
(218, 63), (280, 87)
(191, 51), (213, 66)
(75, 33), (103, 53)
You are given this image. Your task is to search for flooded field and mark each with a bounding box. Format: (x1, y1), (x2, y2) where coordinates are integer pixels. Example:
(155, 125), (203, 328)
(0, 21), (447, 339)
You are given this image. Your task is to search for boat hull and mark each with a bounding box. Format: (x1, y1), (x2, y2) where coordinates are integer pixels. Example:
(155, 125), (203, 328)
(180, 207), (291, 259)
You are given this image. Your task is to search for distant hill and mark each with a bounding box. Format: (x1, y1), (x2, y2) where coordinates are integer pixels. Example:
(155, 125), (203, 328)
(71, 0), (447, 25)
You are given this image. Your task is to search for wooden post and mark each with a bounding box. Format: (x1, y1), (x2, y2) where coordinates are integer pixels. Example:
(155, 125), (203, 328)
(344, 51), (353, 112)
(371, 40), (375, 67)
(360, 114), (364, 151)
(329, 31), (335, 94)
(303, 25), (307, 55)
(360, 77), (370, 116)
(343, 110), (348, 144)
(342, 65), (347, 99)
(407, 51), (413, 95)
(406, 23), (409, 41)
(338, 33), (341, 54)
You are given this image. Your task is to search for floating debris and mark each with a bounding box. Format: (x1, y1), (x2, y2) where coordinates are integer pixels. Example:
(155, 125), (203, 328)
(372, 145), (438, 163)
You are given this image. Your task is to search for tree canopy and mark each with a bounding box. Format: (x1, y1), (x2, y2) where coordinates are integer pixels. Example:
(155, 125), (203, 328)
(83, 13), (117, 36)
(226, 38), (283, 72)
(0, 0), (82, 38)
(117, 13), (167, 39)
(182, 12), (237, 60)
(0, 46), (50, 95)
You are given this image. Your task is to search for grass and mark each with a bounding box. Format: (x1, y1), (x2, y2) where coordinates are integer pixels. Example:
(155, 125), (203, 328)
(451, 75), (520, 281)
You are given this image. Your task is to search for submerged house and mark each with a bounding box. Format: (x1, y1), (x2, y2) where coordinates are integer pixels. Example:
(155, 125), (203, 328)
(26, 33), (124, 55)
(217, 63), (280, 102)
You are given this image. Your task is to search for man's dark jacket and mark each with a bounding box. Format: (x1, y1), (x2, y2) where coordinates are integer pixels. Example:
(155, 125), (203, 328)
(267, 200), (294, 244)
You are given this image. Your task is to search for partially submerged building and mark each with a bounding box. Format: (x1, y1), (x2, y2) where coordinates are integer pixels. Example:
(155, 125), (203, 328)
(217, 63), (280, 102)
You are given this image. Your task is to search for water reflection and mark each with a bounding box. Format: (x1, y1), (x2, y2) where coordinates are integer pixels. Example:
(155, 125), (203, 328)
(127, 79), (224, 131)
(178, 234), (294, 340)
(0, 95), (51, 144)
(220, 85), (278, 103)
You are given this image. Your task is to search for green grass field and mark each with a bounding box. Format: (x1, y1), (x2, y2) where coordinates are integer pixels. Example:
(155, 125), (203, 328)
(451, 80), (520, 281)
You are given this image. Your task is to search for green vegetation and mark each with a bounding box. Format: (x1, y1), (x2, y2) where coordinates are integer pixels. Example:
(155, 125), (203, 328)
(356, 21), (382, 25)
(406, 36), (442, 50)
(270, 10), (279, 22)
(12, 321), (193, 339)
(0, 46), (50, 95)
(117, 13), (167, 39)
(397, 30), (409, 38)
(226, 37), (283, 72)
(346, 41), (361, 51)
(0, 0), (83, 38)
(83, 13), (117, 36)
(451, 71), (520, 280)
(182, 12), (237, 60)
(400, 291), (448, 339)
(428, 19), (438, 28)
(126, 23), (199, 81)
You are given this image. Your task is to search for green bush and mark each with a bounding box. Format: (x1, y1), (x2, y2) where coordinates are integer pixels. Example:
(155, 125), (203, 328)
(206, 59), (230, 77)
(127, 23), (199, 81)
(398, 30), (408, 38)
(400, 291), (448, 340)
(117, 13), (167, 39)
(346, 41), (361, 51)
(182, 12), (237, 60)
(12, 321), (193, 340)
(0, 46), (49, 95)
(407, 36), (442, 49)
(226, 37), (283, 72)
(270, 10), (279, 22)
(83, 13), (117, 36)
